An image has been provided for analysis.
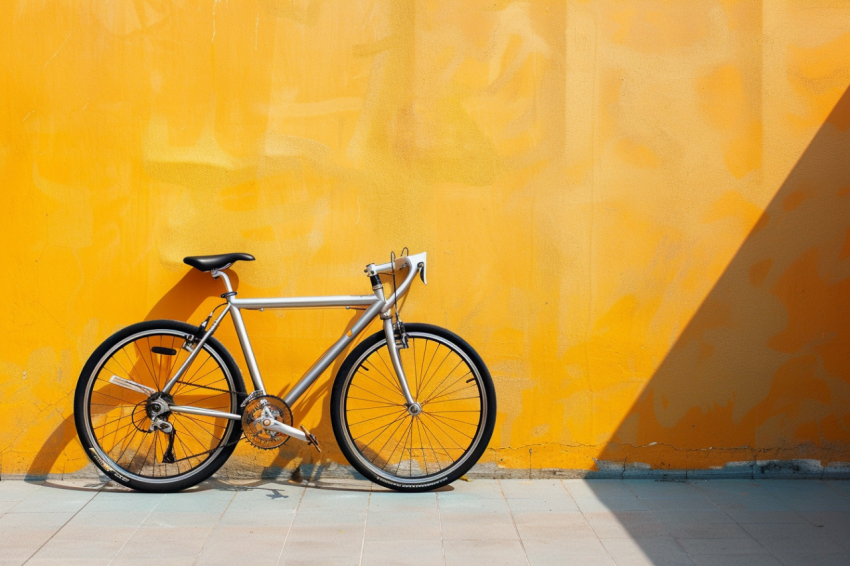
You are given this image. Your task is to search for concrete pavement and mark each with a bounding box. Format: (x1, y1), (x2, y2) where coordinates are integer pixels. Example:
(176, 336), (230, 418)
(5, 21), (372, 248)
(0, 478), (848, 565)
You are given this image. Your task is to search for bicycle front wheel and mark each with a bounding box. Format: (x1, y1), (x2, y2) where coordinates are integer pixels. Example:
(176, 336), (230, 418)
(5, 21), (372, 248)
(74, 320), (246, 492)
(331, 323), (496, 491)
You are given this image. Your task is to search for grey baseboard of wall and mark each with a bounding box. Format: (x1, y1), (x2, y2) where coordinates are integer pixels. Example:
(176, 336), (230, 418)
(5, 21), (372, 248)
(5, 459), (850, 483)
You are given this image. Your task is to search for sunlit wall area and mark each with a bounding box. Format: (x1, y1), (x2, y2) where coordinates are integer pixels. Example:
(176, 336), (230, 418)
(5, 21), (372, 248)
(1, 1), (849, 478)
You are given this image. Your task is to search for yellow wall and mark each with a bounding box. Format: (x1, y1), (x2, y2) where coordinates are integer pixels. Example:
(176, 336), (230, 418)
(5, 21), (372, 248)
(2, 0), (850, 478)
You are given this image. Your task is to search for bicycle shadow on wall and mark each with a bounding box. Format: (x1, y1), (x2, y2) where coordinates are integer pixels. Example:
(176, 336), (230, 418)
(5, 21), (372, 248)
(145, 269), (369, 485)
(26, 269), (235, 481)
(585, 88), (850, 560)
(28, 267), (364, 486)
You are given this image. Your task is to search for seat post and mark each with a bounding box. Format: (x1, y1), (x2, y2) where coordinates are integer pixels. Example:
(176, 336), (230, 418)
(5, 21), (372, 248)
(211, 269), (235, 296)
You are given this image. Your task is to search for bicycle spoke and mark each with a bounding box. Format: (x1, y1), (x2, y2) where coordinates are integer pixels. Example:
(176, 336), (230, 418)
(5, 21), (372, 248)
(420, 359), (465, 404)
(422, 412), (474, 441)
(175, 433), (209, 465)
(343, 332), (487, 482)
(419, 413), (466, 449)
(362, 360), (403, 396)
(406, 418), (415, 476)
(180, 391), (231, 407)
(412, 338), (419, 400)
(348, 407), (408, 427)
(374, 348), (397, 385)
(114, 352), (146, 387)
(93, 411), (132, 431)
(349, 383), (401, 405)
(346, 400), (404, 409)
(176, 412), (228, 431)
(366, 414), (410, 467)
(114, 426), (143, 467)
(422, 411), (479, 428)
(353, 411), (409, 443)
(421, 370), (472, 405)
(91, 388), (137, 404)
(356, 368), (405, 399)
(418, 417), (450, 469)
(421, 342), (441, 384)
(110, 420), (143, 453)
(381, 417), (414, 472)
(144, 338), (161, 390)
(86, 330), (236, 482)
(391, 418), (415, 475)
(415, 417), (427, 474)
(174, 413), (219, 442)
(172, 355), (213, 396)
(418, 348), (454, 400)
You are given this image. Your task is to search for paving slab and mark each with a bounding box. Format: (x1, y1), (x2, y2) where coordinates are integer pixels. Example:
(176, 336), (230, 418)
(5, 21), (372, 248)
(0, 478), (847, 564)
(602, 537), (695, 566)
(361, 539), (444, 566)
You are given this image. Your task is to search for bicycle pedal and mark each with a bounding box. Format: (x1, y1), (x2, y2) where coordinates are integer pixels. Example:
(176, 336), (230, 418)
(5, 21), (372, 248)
(300, 425), (321, 452)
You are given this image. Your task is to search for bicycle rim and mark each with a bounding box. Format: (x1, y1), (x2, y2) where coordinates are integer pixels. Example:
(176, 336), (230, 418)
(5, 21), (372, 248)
(339, 331), (488, 486)
(82, 329), (238, 483)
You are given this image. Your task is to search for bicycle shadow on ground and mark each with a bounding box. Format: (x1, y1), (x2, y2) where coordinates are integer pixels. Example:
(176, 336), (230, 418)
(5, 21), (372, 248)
(586, 85), (850, 563)
(33, 474), (455, 497)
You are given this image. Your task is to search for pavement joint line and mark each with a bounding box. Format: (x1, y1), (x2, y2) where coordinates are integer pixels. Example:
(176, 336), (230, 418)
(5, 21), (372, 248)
(106, 488), (163, 566)
(4, 479), (849, 564)
(358, 489), (371, 566)
(498, 479), (531, 566)
(191, 487), (237, 566)
(560, 478), (616, 565)
(436, 489), (446, 566)
(825, 479), (850, 501)
(700, 480), (778, 560)
(22, 480), (103, 565)
(274, 483), (307, 566)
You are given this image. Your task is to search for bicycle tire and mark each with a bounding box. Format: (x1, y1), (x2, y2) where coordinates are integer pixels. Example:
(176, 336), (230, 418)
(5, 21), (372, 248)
(74, 320), (246, 492)
(330, 323), (496, 492)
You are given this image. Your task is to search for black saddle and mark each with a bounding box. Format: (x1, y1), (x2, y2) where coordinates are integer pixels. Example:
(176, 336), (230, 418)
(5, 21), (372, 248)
(183, 253), (255, 272)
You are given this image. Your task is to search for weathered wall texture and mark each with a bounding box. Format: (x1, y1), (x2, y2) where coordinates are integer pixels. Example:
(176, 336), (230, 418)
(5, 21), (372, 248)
(1, 1), (849, 479)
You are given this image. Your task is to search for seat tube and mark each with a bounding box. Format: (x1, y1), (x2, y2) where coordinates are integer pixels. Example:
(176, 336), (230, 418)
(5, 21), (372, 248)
(229, 306), (266, 394)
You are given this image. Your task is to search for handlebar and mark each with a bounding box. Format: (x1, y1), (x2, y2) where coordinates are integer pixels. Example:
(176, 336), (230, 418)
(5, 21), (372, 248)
(365, 252), (427, 314)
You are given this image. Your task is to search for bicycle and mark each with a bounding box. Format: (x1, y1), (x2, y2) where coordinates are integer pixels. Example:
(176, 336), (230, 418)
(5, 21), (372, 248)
(74, 251), (496, 492)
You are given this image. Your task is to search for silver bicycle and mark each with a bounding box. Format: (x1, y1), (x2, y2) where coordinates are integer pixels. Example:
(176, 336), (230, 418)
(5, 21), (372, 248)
(74, 251), (496, 492)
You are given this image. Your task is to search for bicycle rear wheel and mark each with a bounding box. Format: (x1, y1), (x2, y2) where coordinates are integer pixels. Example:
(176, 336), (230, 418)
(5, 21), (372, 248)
(74, 320), (246, 492)
(331, 323), (496, 491)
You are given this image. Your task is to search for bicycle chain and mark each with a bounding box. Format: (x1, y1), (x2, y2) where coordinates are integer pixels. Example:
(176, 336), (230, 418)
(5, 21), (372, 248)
(174, 380), (248, 398)
(167, 434), (247, 464)
(164, 381), (248, 463)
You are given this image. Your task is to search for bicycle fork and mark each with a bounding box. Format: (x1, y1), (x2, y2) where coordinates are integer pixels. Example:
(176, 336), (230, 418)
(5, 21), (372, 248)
(382, 317), (419, 413)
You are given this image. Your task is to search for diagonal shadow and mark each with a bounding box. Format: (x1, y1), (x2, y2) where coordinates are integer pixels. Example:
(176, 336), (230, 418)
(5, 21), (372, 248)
(587, 87), (850, 561)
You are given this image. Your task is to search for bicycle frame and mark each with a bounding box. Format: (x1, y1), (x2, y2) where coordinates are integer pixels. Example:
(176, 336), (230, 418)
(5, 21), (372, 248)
(159, 252), (427, 443)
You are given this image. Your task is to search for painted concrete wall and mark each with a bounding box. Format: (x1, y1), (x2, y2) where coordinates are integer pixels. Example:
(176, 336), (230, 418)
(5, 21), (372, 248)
(1, 1), (849, 479)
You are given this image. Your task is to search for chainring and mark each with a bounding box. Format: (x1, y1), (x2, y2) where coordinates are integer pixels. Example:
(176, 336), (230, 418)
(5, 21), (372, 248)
(241, 395), (293, 450)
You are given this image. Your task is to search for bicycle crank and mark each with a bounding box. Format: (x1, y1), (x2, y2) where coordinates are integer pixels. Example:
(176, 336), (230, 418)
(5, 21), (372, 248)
(242, 395), (319, 451)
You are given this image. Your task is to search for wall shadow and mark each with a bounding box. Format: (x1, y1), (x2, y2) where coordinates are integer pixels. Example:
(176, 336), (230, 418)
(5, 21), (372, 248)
(586, 88), (850, 561)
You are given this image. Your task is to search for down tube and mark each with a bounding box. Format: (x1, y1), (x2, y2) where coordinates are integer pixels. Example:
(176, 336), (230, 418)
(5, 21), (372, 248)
(283, 300), (384, 406)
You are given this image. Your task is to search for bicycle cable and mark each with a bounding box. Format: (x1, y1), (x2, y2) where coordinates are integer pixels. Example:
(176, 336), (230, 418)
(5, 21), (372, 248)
(390, 247), (409, 328)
